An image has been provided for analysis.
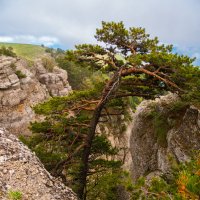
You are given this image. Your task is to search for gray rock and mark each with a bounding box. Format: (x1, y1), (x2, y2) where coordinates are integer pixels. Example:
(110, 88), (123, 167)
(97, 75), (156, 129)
(35, 60), (71, 97)
(0, 56), (72, 136)
(129, 93), (200, 180)
(0, 128), (77, 200)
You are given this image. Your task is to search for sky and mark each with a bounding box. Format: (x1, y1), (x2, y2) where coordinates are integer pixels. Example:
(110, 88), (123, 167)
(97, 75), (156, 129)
(0, 0), (200, 64)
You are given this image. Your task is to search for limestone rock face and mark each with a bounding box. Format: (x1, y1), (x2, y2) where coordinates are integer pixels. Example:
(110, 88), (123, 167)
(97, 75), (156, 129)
(0, 56), (72, 135)
(129, 94), (200, 180)
(35, 59), (71, 97)
(96, 109), (134, 171)
(0, 128), (77, 200)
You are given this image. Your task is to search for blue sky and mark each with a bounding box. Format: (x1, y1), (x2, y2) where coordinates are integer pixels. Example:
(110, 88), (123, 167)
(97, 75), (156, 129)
(0, 0), (200, 65)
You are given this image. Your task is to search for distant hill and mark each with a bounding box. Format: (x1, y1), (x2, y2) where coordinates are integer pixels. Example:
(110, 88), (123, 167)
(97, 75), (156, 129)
(0, 43), (46, 60)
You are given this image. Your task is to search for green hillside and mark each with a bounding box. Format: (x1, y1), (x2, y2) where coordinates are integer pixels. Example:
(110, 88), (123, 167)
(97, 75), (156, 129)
(0, 43), (46, 60)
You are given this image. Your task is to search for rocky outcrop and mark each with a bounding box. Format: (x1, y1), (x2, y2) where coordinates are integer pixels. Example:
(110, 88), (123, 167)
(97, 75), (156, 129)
(0, 56), (71, 136)
(35, 59), (71, 97)
(129, 94), (200, 180)
(0, 128), (77, 200)
(96, 108), (134, 171)
(0, 56), (76, 199)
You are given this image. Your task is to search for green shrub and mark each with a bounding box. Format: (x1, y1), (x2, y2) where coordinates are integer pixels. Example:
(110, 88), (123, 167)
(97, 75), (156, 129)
(145, 107), (169, 147)
(153, 113), (169, 147)
(45, 47), (54, 54)
(144, 99), (189, 147)
(0, 46), (16, 57)
(15, 70), (26, 79)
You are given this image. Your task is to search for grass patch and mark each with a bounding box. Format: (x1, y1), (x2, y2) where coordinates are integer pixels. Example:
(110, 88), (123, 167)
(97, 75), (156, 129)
(0, 43), (46, 61)
(41, 56), (55, 72)
(7, 190), (22, 200)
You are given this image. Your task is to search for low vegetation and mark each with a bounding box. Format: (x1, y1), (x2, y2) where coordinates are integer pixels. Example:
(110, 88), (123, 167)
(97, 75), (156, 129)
(9, 63), (26, 79)
(41, 56), (55, 72)
(56, 56), (94, 90)
(15, 70), (26, 79)
(130, 152), (200, 199)
(0, 46), (16, 57)
(145, 99), (190, 147)
(0, 43), (45, 60)
(7, 190), (22, 200)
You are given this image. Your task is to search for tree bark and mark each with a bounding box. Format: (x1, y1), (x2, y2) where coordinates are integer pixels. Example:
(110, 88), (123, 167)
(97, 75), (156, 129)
(77, 67), (123, 199)
(77, 105), (105, 199)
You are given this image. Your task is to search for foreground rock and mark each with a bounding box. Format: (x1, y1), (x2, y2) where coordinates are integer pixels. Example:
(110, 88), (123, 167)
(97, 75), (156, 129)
(129, 93), (200, 180)
(0, 56), (71, 135)
(0, 128), (77, 200)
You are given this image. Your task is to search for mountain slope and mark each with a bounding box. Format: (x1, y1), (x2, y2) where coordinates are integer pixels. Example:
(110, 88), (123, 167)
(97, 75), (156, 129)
(0, 43), (46, 60)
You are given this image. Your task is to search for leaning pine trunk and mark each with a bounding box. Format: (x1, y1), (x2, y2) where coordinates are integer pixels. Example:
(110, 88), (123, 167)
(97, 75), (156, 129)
(77, 105), (105, 199)
(77, 67), (123, 199)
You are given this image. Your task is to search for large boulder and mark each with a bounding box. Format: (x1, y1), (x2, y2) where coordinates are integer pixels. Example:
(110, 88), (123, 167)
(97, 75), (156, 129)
(0, 128), (77, 200)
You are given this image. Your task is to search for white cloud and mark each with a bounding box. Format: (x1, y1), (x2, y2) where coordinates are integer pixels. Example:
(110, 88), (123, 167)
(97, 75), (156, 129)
(37, 36), (59, 46)
(0, 0), (199, 59)
(0, 36), (13, 43)
(0, 35), (59, 47)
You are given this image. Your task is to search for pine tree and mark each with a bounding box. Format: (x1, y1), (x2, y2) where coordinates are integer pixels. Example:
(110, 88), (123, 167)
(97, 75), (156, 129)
(27, 21), (200, 199)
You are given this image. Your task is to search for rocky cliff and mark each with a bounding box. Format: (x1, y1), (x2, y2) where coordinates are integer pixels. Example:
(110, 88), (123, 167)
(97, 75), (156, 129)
(0, 127), (77, 200)
(129, 93), (200, 180)
(0, 56), (71, 136)
(97, 109), (134, 171)
(0, 56), (76, 199)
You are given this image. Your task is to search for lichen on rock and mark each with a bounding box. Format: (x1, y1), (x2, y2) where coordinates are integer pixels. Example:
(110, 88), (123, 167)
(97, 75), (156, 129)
(0, 128), (77, 200)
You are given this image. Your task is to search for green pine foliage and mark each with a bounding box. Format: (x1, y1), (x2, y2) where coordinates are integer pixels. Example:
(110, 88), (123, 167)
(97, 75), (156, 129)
(24, 72), (132, 197)
(56, 56), (94, 90)
(24, 82), (124, 195)
(21, 21), (200, 199)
